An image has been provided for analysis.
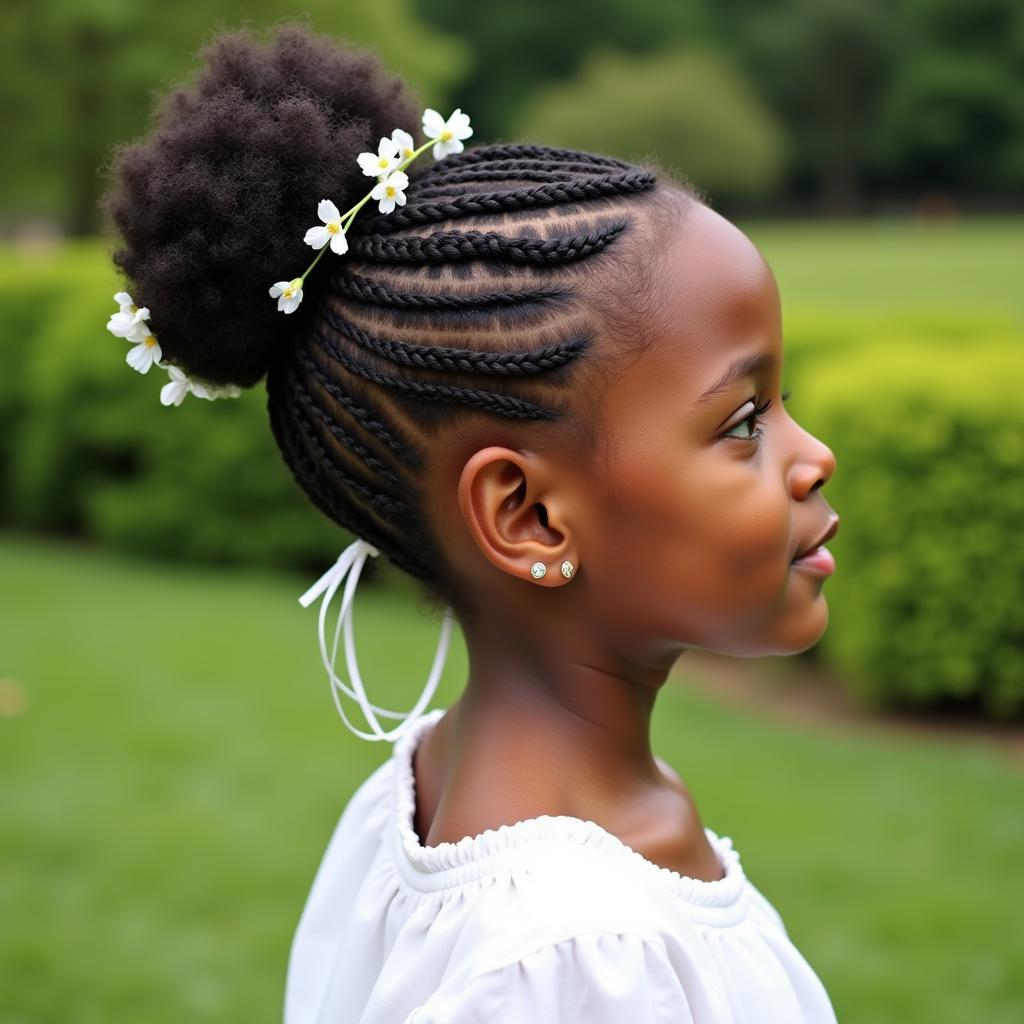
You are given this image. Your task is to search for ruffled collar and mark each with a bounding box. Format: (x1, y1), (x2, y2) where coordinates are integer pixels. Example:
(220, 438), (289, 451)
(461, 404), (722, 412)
(390, 707), (748, 909)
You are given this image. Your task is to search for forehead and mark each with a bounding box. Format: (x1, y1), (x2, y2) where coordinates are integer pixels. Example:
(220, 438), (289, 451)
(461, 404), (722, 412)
(591, 203), (782, 450)
(649, 201), (781, 374)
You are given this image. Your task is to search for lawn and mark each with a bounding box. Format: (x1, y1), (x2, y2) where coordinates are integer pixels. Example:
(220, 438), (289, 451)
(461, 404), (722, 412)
(1, 532), (1021, 1023)
(743, 215), (1024, 321)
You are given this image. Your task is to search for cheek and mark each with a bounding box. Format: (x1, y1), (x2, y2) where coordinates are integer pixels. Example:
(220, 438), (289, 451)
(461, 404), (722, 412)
(589, 446), (792, 627)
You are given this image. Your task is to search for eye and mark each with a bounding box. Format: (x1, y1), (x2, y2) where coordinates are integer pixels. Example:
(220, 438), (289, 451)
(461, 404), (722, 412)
(722, 390), (790, 443)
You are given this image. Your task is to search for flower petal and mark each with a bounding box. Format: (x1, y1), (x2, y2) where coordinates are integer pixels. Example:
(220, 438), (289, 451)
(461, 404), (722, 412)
(304, 225), (330, 249)
(329, 231), (349, 256)
(449, 109), (472, 139)
(126, 320), (151, 343)
(114, 291), (133, 307)
(378, 137), (400, 160)
(317, 199), (341, 224)
(391, 128), (415, 158)
(269, 281), (289, 297)
(422, 108), (446, 139)
(160, 379), (188, 407)
(125, 342), (156, 374)
(357, 152), (382, 177)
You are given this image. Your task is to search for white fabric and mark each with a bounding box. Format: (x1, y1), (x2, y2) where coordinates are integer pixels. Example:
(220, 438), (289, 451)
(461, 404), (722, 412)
(284, 707), (838, 1023)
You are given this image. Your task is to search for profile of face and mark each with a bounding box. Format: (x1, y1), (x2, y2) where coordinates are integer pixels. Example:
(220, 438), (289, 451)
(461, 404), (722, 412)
(446, 200), (838, 663)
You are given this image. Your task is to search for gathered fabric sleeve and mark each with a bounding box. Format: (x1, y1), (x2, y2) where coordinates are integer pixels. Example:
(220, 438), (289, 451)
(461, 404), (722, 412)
(406, 930), (700, 1024)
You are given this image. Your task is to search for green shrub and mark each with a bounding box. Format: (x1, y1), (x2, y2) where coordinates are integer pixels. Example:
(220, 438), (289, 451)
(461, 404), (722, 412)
(793, 337), (1024, 718)
(4, 248), (345, 573)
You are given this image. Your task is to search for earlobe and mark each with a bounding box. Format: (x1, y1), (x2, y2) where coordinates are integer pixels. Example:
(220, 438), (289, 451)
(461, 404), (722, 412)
(457, 446), (576, 585)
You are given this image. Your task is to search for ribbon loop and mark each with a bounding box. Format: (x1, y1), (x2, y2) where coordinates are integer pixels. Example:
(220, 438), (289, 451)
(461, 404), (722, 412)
(298, 537), (453, 742)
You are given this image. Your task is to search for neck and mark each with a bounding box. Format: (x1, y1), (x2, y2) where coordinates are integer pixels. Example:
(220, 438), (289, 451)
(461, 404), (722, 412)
(443, 612), (681, 814)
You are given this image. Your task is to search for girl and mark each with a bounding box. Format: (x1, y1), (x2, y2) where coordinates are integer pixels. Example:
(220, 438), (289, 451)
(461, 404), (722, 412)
(102, 24), (840, 1024)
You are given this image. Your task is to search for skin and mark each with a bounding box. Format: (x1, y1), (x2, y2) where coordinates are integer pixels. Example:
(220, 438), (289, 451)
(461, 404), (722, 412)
(412, 200), (838, 881)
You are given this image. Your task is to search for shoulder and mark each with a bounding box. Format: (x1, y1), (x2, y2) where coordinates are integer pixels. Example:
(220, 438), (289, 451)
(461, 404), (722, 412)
(406, 929), (693, 1024)
(402, 848), (724, 1023)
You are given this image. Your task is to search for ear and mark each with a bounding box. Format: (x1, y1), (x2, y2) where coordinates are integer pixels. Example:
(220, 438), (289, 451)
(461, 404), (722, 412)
(457, 446), (577, 585)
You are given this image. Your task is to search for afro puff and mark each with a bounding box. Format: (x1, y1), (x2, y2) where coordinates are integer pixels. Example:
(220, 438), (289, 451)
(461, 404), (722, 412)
(100, 23), (420, 388)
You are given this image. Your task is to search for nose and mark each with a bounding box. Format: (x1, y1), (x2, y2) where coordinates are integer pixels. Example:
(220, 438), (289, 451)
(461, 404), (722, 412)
(787, 422), (836, 500)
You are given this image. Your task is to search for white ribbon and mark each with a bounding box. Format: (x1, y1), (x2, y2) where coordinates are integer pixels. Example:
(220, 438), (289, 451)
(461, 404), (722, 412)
(298, 537), (454, 742)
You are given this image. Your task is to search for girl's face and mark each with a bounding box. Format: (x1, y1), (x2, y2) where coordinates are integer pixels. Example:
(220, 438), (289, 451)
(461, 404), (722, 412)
(581, 201), (839, 658)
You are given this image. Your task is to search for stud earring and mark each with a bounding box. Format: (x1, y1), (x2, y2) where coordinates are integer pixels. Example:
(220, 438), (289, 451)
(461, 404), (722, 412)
(530, 561), (547, 579)
(560, 559), (575, 579)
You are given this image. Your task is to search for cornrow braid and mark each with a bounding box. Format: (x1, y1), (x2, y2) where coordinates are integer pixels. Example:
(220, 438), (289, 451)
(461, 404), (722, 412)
(267, 141), (680, 619)
(348, 222), (628, 265)
(328, 269), (570, 311)
(433, 143), (635, 171)
(318, 299), (592, 376)
(312, 323), (565, 420)
(358, 171), (657, 233)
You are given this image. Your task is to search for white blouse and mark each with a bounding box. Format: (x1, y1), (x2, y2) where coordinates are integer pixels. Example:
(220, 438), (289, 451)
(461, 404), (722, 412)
(284, 707), (838, 1023)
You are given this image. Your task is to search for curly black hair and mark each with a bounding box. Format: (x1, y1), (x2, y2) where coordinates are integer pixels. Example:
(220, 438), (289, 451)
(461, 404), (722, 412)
(100, 22), (697, 621)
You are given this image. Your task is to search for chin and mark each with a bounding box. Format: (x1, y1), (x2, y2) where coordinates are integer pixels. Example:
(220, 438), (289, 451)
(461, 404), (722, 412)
(708, 595), (831, 658)
(777, 596), (830, 655)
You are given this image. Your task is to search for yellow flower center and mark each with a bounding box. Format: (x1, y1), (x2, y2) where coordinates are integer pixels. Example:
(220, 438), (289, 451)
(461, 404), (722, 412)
(403, 148), (413, 158)
(129, 304), (138, 313)
(386, 186), (396, 198)
(440, 129), (453, 141)
(143, 336), (157, 348)
(283, 278), (302, 299)
(377, 156), (390, 168)
(327, 221), (341, 234)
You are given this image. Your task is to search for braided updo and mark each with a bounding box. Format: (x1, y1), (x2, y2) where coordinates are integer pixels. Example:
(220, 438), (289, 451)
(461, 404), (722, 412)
(101, 23), (697, 620)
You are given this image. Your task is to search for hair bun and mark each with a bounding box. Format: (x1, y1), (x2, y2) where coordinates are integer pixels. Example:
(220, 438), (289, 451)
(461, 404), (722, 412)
(101, 23), (420, 389)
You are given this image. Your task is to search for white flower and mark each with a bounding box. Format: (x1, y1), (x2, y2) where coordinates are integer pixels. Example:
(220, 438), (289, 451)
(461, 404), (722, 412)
(125, 328), (163, 374)
(269, 277), (305, 314)
(370, 171), (409, 214)
(158, 364), (241, 406)
(107, 291), (151, 341)
(159, 364), (198, 407)
(390, 128), (416, 163)
(357, 136), (402, 179)
(302, 199), (349, 255)
(422, 108), (472, 160)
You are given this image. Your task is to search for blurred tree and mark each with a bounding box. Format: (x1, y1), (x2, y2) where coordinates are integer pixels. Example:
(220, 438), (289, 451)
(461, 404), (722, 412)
(872, 0), (1024, 194)
(512, 49), (786, 200)
(0, 2), (468, 236)
(415, 0), (715, 138)
(719, 0), (894, 211)
(717, 0), (1024, 206)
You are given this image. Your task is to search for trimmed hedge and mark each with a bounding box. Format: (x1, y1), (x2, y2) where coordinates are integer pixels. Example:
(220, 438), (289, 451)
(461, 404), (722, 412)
(2, 245), (346, 574)
(792, 337), (1024, 718)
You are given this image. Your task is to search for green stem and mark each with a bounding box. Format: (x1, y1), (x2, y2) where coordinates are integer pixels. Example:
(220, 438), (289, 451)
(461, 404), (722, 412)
(294, 136), (439, 282)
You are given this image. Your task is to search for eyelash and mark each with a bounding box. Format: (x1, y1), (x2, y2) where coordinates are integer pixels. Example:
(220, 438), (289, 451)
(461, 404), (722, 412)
(723, 390), (791, 443)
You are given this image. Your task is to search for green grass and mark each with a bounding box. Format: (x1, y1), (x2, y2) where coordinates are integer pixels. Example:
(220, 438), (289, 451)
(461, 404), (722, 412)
(1, 532), (1021, 1023)
(741, 216), (1024, 320)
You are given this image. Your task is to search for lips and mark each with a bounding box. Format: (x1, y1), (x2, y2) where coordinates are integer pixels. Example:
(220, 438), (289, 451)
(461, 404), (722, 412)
(792, 516), (840, 563)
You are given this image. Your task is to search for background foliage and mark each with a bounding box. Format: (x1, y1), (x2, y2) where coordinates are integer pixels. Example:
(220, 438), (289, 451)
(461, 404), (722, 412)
(2, 5), (1022, 1022)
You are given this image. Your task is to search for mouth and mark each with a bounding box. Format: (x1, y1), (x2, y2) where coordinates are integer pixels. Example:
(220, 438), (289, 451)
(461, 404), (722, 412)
(790, 516), (840, 576)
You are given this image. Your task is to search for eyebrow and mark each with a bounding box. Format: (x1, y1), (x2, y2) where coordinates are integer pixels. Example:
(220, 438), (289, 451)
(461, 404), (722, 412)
(695, 352), (777, 405)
